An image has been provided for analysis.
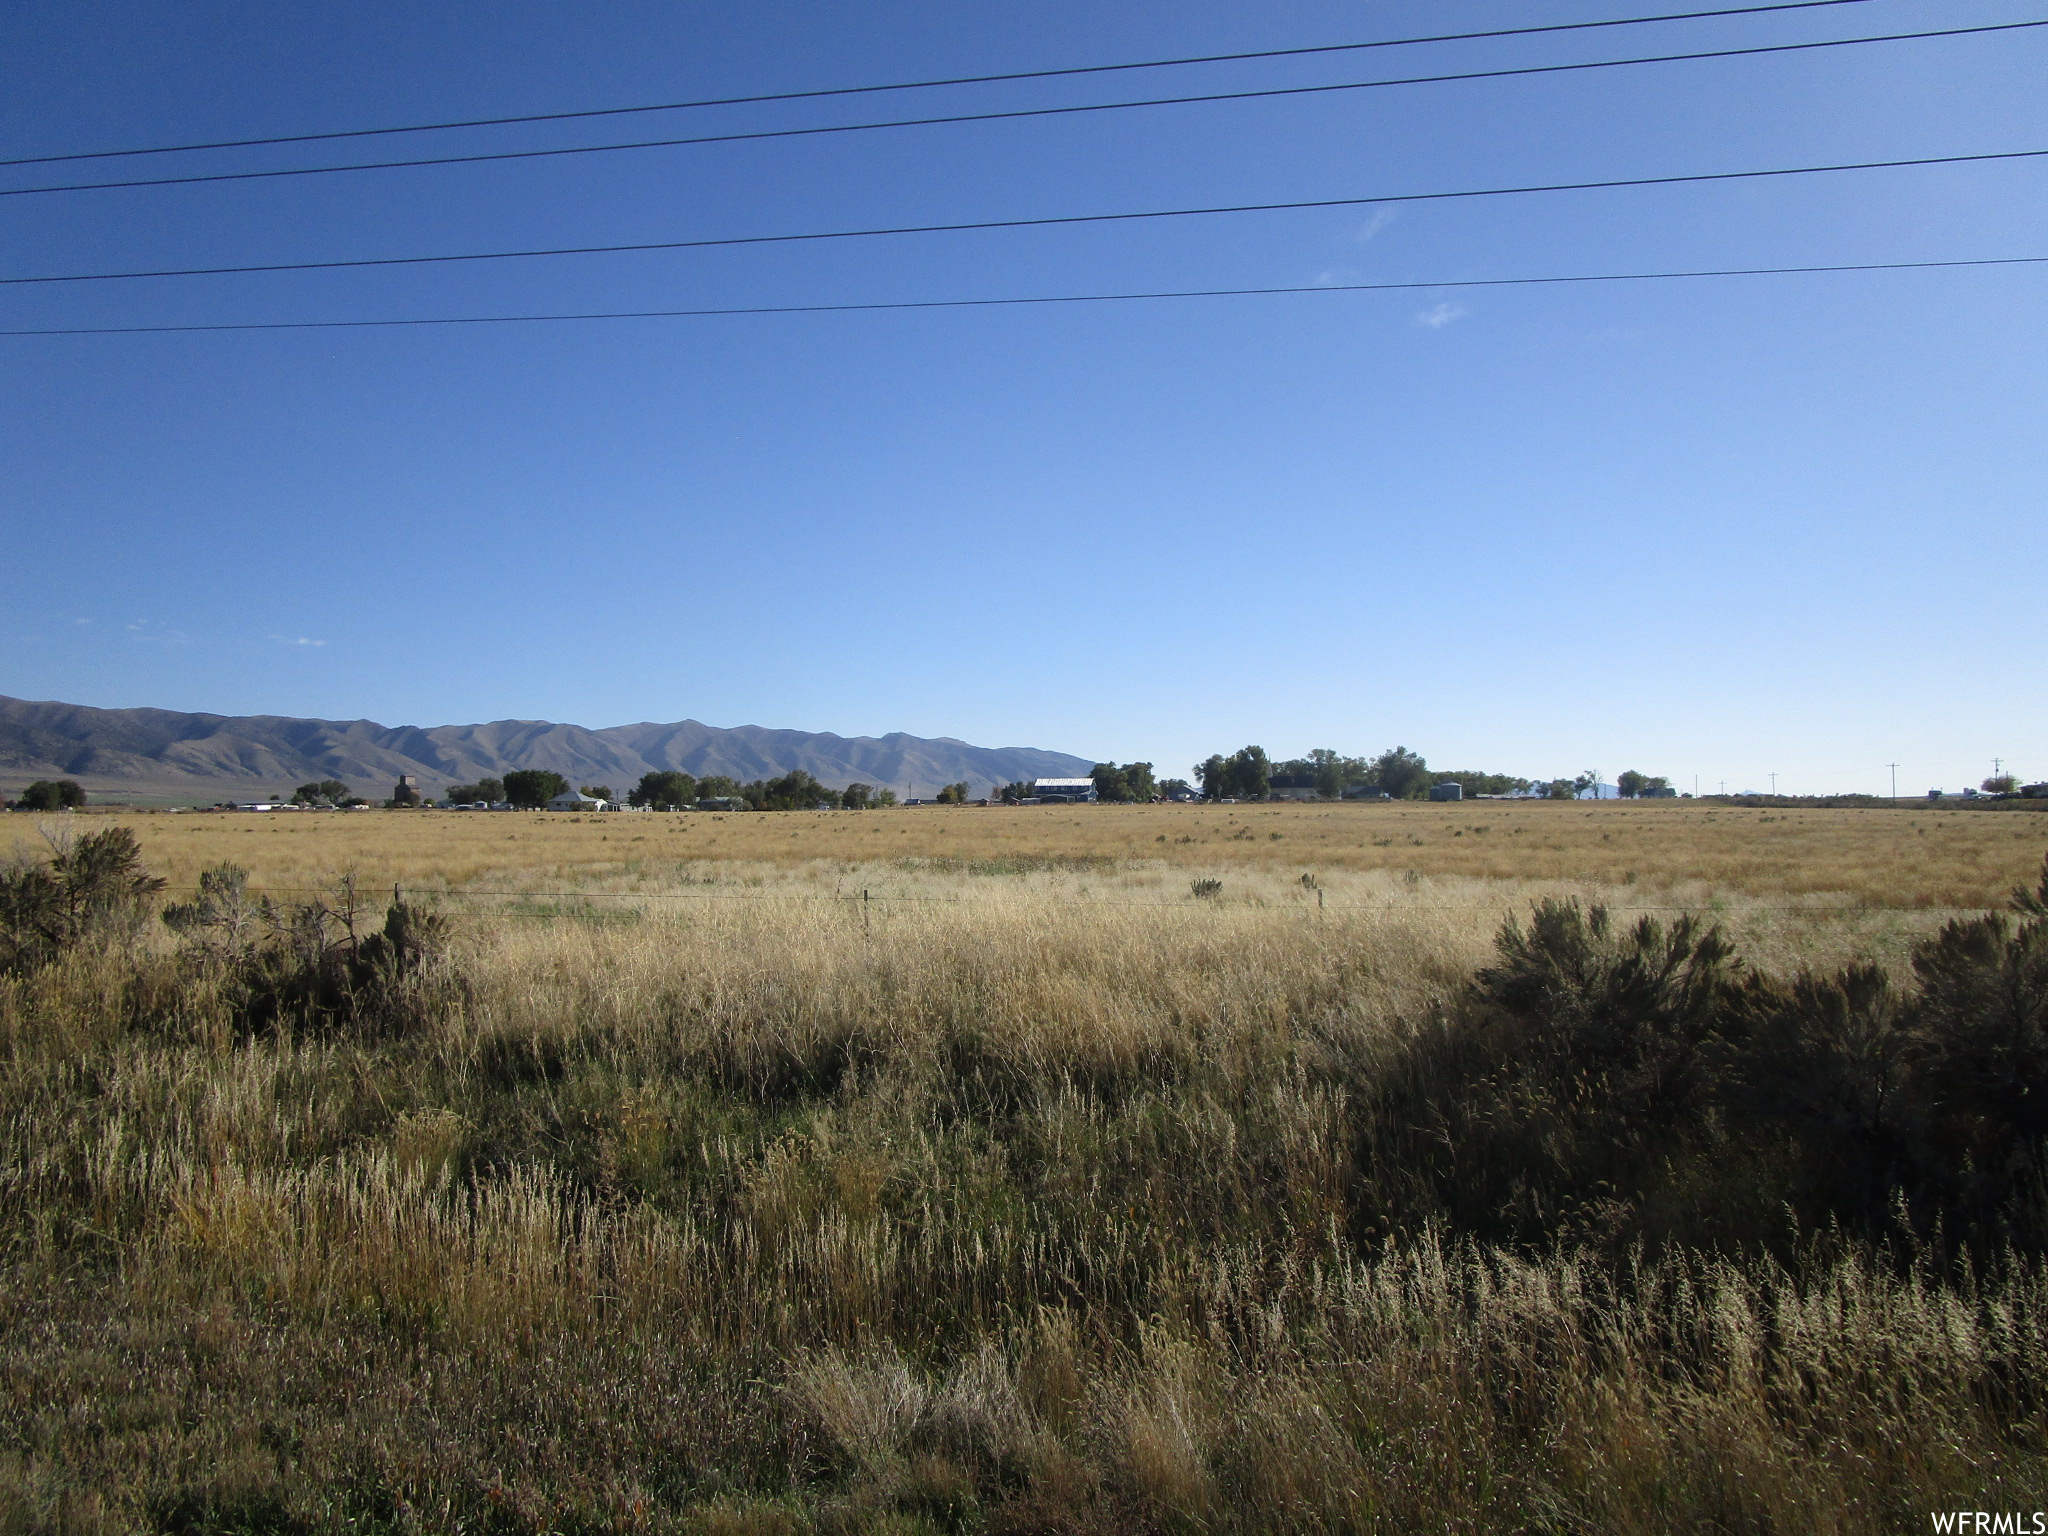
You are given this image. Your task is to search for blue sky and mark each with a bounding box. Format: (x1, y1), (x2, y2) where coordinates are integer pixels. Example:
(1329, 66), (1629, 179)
(3, 0), (2042, 795)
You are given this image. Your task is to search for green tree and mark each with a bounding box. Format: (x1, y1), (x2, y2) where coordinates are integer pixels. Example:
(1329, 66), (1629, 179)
(1617, 770), (1648, 799)
(1432, 770), (1534, 799)
(998, 781), (1031, 804)
(840, 782), (874, 810)
(1195, 755), (1230, 799)
(1090, 764), (1130, 803)
(874, 789), (899, 807)
(18, 780), (85, 811)
(503, 769), (569, 809)
(580, 785), (614, 804)
(444, 778), (501, 807)
(1120, 762), (1157, 802)
(1308, 748), (1350, 800)
(1572, 769), (1603, 800)
(1985, 775), (2019, 795)
(1211, 746), (1270, 800)
(1158, 777), (1192, 799)
(694, 775), (743, 802)
(1368, 747), (1431, 800)
(745, 771), (832, 810)
(293, 780), (352, 807)
(1272, 750), (1365, 798)
(934, 782), (971, 805)
(629, 771), (696, 810)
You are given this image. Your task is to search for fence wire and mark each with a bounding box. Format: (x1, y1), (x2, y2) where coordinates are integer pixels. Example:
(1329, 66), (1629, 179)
(140, 881), (1967, 918)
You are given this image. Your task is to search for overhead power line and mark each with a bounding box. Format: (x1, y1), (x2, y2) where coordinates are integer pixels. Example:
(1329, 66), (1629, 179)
(6, 255), (2039, 337)
(6, 148), (2039, 286)
(0, 0), (1882, 169)
(5, 19), (2037, 199)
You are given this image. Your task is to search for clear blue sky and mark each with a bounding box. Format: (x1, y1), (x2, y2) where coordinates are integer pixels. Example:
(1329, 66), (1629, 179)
(3, 1), (2042, 795)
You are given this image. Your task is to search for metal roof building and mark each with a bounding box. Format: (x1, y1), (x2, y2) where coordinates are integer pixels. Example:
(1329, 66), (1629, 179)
(1032, 778), (1098, 802)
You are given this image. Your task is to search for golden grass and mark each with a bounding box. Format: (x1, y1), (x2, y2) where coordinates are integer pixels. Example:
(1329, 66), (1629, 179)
(3, 815), (2045, 1528)
(35, 797), (2048, 910)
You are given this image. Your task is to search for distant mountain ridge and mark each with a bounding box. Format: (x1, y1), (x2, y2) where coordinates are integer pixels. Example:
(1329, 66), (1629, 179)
(0, 695), (1094, 800)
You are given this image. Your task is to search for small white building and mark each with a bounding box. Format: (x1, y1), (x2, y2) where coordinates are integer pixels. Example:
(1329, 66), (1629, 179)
(547, 789), (606, 811)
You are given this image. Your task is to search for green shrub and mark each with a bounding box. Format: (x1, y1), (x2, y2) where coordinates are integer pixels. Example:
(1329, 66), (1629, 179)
(0, 825), (163, 972)
(168, 866), (458, 1039)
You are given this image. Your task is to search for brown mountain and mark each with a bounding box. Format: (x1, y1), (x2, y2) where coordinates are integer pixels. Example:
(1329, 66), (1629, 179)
(0, 695), (1094, 803)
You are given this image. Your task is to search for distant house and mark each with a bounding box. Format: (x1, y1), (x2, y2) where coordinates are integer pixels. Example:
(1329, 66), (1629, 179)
(1429, 783), (1463, 802)
(1032, 778), (1097, 803)
(1269, 787), (1320, 802)
(548, 789), (606, 811)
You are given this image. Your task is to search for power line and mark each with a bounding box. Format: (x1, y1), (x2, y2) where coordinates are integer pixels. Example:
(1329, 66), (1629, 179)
(0, 1), (1885, 169)
(9, 147), (2040, 287)
(6, 255), (2040, 337)
(5, 20), (2036, 200)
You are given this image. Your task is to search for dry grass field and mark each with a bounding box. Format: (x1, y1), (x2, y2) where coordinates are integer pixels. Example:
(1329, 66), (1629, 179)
(64, 797), (2048, 909)
(3, 803), (2046, 1531)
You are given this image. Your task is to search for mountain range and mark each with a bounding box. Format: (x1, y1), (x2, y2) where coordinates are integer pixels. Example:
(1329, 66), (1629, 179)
(0, 695), (1094, 803)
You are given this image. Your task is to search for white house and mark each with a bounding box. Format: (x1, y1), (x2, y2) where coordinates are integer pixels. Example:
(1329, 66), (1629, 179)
(547, 788), (606, 811)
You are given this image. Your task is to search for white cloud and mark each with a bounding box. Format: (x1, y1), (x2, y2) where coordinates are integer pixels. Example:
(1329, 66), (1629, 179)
(126, 619), (190, 645)
(1354, 207), (1400, 245)
(1414, 302), (1469, 329)
(270, 634), (327, 647)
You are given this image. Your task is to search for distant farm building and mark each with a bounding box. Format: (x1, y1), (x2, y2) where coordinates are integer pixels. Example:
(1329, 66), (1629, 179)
(548, 788), (606, 811)
(1032, 778), (1098, 803)
(1429, 782), (1463, 802)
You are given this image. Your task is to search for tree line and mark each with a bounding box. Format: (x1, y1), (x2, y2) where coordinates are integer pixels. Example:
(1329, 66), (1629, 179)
(3, 751), (1678, 818)
(1179, 746), (1674, 801)
(7, 779), (87, 811)
(625, 769), (905, 812)
(425, 769), (921, 811)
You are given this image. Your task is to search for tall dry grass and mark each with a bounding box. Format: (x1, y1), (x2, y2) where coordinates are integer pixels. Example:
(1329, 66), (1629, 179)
(1, 844), (2044, 1531)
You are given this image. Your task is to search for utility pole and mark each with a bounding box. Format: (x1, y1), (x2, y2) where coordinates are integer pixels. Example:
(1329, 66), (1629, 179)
(1887, 762), (1899, 801)
(1769, 772), (1777, 796)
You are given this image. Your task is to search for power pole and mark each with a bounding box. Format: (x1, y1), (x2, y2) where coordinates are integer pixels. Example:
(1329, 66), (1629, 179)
(1769, 772), (1777, 796)
(1887, 762), (1898, 801)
